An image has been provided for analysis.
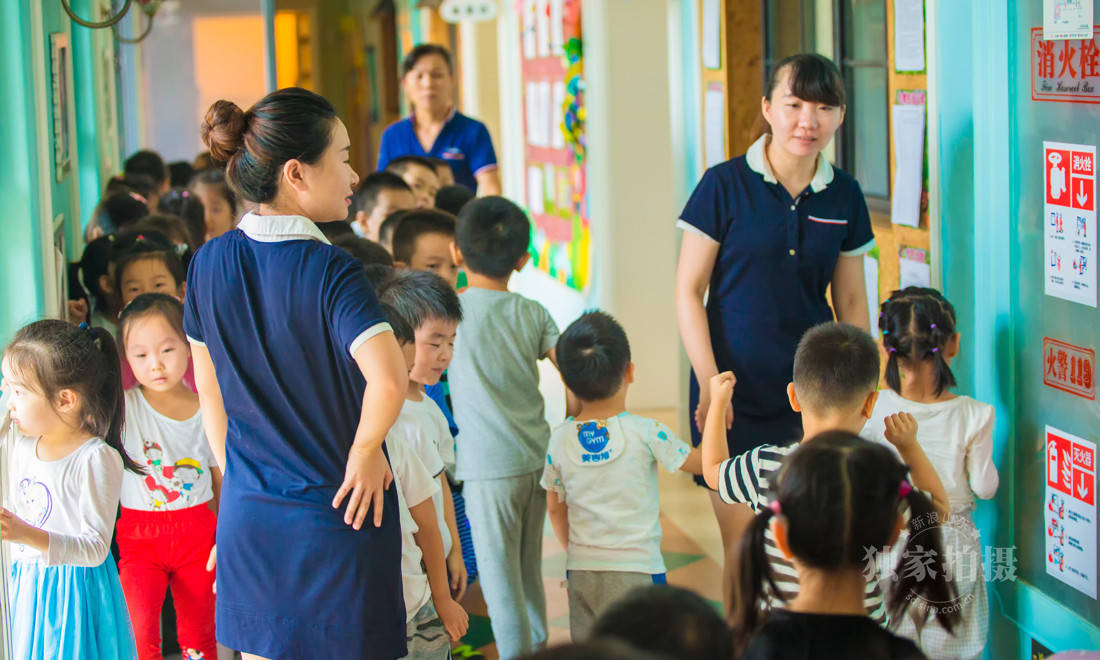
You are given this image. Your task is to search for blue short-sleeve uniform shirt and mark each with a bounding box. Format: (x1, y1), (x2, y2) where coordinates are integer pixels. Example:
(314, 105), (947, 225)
(377, 109), (497, 193)
(183, 213), (406, 659)
(679, 135), (874, 452)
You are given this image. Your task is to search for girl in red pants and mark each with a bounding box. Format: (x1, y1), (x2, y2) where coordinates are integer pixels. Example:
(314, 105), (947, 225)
(118, 293), (220, 660)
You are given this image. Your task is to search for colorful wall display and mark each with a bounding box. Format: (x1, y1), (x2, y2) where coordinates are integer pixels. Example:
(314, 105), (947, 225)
(519, 0), (589, 291)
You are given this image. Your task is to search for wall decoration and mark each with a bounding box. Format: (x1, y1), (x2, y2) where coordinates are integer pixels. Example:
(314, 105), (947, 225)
(49, 33), (72, 183)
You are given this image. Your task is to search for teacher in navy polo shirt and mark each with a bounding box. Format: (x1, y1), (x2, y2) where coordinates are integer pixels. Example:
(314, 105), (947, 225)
(378, 44), (501, 195)
(675, 53), (873, 604)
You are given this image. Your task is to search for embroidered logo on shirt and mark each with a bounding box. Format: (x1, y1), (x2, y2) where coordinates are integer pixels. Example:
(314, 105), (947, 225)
(441, 147), (466, 161)
(807, 215), (848, 225)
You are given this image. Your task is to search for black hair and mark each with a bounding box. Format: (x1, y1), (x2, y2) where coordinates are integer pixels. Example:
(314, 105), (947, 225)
(316, 221), (356, 242)
(124, 149), (169, 187)
(386, 155), (439, 179)
(167, 161), (194, 188)
(376, 269), (463, 333)
(201, 87), (337, 204)
(591, 585), (732, 660)
(379, 302), (415, 345)
(379, 210), (411, 248)
(90, 190), (150, 237)
(520, 640), (666, 660)
(79, 235), (117, 314)
(132, 215), (193, 271)
(105, 173), (157, 202)
(391, 210), (456, 264)
(112, 231), (186, 299)
(435, 184), (475, 216)
(3, 320), (142, 474)
(879, 287), (958, 397)
(350, 171), (412, 218)
(736, 431), (958, 646)
(456, 196), (531, 278)
(556, 311), (631, 402)
(331, 235), (394, 268)
(192, 151), (217, 172)
(401, 43), (453, 76)
(764, 53), (846, 107)
(119, 292), (187, 348)
(189, 167), (238, 217)
(157, 187), (206, 251)
(792, 322), (880, 413)
(364, 264), (396, 291)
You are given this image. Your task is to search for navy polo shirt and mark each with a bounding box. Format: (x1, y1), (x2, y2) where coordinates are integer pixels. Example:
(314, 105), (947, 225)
(679, 135), (875, 421)
(377, 109), (498, 193)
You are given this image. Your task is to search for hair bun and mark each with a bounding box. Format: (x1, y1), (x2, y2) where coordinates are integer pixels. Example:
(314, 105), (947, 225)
(201, 100), (247, 163)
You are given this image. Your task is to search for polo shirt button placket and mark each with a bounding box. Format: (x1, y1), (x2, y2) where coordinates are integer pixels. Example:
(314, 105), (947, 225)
(789, 195), (799, 258)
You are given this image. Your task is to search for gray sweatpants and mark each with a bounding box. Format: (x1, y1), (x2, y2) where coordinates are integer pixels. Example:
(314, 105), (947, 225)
(463, 470), (548, 660)
(566, 570), (661, 640)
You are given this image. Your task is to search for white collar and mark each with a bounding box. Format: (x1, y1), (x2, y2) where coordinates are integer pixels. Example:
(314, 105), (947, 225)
(236, 212), (331, 244)
(745, 134), (834, 193)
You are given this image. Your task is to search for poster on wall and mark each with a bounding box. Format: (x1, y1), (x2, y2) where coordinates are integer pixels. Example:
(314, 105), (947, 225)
(1045, 426), (1097, 598)
(519, 0), (589, 291)
(1044, 0), (1095, 40)
(1044, 141), (1096, 307)
(1031, 27), (1100, 104)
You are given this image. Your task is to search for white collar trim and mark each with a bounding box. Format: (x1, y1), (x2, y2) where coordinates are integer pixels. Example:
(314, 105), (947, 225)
(745, 134), (834, 193)
(236, 212), (331, 245)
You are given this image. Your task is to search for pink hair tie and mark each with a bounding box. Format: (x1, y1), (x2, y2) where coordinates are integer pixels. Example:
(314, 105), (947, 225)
(128, 191), (148, 204)
(898, 480), (913, 499)
(768, 501), (782, 515)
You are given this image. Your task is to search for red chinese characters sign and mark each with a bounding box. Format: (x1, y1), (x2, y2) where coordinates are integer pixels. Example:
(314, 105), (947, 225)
(1032, 26), (1100, 104)
(1043, 338), (1096, 399)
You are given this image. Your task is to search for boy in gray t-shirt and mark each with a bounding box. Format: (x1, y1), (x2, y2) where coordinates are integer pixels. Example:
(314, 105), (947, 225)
(448, 197), (570, 659)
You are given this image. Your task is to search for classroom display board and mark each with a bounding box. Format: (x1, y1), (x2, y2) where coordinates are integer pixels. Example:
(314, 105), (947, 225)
(518, 0), (590, 291)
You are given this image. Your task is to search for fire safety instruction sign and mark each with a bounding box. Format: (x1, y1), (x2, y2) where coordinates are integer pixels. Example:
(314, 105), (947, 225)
(1044, 141), (1097, 307)
(1046, 426), (1097, 598)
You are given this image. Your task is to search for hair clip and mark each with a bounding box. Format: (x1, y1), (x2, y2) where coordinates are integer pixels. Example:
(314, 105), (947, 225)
(882, 330), (889, 335)
(888, 347), (897, 353)
(898, 480), (913, 498)
(931, 347), (939, 353)
(181, 190), (190, 198)
(930, 323), (937, 329)
(128, 191), (147, 204)
(768, 501), (782, 516)
(136, 234), (146, 241)
(78, 321), (89, 331)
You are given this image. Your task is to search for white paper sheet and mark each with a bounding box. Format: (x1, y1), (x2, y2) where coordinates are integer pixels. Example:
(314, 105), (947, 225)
(894, 0), (925, 72)
(536, 81), (552, 147)
(899, 257), (931, 290)
(1045, 0), (1095, 40)
(704, 85), (726, 169)
(550, 0), (565, 54)
(702, 0), (722, 70)
(535, 0), (551, 58)
(864, 255), (880, 338)
(522, 0), (536, 59)
(527, 166), (545, 215)
(890, 104), (925, 227)
(551, 81), (566, 149)
(525, 82), (538, 145)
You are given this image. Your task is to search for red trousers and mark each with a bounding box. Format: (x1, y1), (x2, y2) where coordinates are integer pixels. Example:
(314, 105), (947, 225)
(118, 504), (217, 660)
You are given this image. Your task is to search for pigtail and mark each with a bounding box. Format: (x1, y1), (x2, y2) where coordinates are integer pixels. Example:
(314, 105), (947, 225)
(888, 487), (960, 633)
(734, 506), (780, 649)
(879, 297), (907, 393)
(86, 326), (143, 474)
(879, 287), (959, 396)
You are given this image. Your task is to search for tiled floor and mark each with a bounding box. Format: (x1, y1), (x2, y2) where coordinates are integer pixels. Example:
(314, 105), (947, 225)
(453, 409), (726, 659)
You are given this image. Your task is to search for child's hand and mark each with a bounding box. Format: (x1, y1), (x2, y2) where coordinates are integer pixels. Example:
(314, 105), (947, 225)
(435, 596), (469, 642)
(447, 548), (468, 601)
(0, 508), (34, 545)
(709, 372), (736, 405)
(67, 299), (88, 326)
(884, 412), (919, 449)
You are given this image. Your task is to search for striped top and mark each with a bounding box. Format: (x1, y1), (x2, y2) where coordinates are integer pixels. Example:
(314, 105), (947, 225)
(717, 442), (889, 626)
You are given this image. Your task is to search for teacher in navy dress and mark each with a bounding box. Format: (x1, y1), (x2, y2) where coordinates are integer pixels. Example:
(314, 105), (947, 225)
(378, 44), (501, 195)
(187, 88), (410, 660)
(674, 54), (874, 606)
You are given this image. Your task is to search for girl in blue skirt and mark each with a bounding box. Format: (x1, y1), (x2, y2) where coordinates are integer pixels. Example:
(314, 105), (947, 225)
(1, 320), (142, 659)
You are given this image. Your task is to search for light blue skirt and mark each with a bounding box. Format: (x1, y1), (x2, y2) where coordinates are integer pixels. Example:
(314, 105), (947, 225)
(10, 557), (138, 660)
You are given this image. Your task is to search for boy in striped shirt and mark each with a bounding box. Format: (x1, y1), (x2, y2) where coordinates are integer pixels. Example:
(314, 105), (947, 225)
(700, 322), (950, 626)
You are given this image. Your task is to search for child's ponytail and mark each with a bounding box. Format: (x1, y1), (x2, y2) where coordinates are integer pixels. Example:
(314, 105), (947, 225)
(734, 505), (781, 648)
(889, 485), (960, 633)
(85, 325), (142, 474)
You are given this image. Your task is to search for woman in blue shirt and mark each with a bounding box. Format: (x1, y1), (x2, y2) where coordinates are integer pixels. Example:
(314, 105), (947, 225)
(187, 88), (410, 659)
(378, 44), (501, 195)
(675, 54), (874, 608)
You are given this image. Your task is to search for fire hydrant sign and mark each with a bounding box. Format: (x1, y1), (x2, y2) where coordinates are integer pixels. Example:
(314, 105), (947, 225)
(1044, 141), (1097, 307)
(1046, 426), (1097, 598)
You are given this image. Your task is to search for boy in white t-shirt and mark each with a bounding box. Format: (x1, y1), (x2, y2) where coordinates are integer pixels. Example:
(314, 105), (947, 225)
(378, 270), (467, 598)
(381, 302), (468, 659)
(541, 311), (702, 640)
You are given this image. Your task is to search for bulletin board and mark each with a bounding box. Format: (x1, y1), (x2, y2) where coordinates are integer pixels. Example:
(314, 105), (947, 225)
(868, 0), (933, 313)
(518, 0), (590, 291)
(697, 0), (763, 165)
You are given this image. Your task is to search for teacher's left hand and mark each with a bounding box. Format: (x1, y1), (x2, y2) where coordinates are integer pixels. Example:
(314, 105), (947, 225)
(333, 444), (394, 530)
